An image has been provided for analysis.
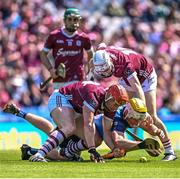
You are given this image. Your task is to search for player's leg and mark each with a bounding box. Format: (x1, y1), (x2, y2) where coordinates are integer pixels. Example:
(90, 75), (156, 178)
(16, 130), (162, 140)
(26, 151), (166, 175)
(26, 122), (84, 162)
(21, 144), (66, 161)
(142, 71), (176, 161)
(3, 103), (80, 162)
(3, 103), (54, 135)
(30, 108), (76, 162)
(145, 89), (177, 161)
(20, 135), (80, 161)
(60, 115), (103, 159)
(59, 117), (87, 159)
(2, 103), (65, 161)
(30, 91), (77, 162)
(46, 135), (82, 161)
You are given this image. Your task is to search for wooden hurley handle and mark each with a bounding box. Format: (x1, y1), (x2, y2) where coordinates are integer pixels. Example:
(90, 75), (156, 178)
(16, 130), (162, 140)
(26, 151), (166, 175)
(39, 76), (52, 90)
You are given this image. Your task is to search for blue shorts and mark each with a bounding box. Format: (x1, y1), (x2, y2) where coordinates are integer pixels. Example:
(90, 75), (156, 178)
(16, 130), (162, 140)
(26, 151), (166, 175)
(48, 89), (73, 113)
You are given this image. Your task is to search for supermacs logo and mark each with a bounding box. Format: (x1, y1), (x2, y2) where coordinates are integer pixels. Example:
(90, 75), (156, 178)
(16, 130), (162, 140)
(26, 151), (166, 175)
(57, 48), (81, 57)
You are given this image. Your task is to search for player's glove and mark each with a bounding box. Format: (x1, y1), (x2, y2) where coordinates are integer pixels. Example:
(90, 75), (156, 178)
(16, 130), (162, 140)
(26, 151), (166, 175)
(88, 148), (105, 163)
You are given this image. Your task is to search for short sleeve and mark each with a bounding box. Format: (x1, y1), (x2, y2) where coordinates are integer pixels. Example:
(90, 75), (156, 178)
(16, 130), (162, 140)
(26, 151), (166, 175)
(111, 106), (127, 133)
(44, 34), (54, 49)
(83, 92), (100, 112)
(123, 63), (135, 79)
(83, 35), (92, 51)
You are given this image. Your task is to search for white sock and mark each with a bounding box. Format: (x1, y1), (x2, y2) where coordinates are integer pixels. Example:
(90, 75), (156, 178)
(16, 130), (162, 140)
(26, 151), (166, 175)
(162, 139), (174, 154)
(38, 130), (65, 157)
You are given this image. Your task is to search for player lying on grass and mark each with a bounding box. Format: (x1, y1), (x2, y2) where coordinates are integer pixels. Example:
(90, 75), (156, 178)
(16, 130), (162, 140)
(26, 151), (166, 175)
(3, 98), (164, 161)
(102, 98), (165, 159)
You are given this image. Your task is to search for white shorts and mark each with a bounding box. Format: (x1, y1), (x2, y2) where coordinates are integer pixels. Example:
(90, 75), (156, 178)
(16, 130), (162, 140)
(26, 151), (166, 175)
(48, 89), (73, 113)
(119, 69), (157, 93)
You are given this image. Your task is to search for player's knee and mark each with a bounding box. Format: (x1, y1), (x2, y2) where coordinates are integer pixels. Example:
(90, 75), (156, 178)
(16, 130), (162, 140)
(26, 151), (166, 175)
(48, 126), (60, 135)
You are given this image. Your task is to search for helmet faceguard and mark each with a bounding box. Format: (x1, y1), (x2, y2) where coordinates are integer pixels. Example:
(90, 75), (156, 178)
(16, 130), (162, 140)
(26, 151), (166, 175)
(104, 85), (129, 112)
(123, 98), (147, 126)
(105, 85), (129, 105)
(93, 50), (114, 78)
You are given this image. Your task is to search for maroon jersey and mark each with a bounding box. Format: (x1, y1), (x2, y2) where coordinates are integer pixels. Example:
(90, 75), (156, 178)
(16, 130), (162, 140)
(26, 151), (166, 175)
(59, 81), (106, 113)
(44, 28), (92, 82)
(99, 46), (153, 86)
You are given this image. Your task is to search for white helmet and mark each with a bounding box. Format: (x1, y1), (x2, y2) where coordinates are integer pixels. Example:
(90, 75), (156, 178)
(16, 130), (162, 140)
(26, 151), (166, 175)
(93, 50), (113, 77)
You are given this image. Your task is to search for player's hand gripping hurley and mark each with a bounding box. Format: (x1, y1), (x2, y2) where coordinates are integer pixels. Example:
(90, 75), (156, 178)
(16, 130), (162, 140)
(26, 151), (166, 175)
(40, 63), (66, 90)
(102, 130), (162, 160)
(125, 130), (162, 157)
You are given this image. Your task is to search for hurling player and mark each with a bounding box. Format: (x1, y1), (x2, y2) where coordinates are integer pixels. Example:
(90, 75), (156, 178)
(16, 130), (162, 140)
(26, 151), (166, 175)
(3, 98), (165, 161)
(26, 81), (128, 162)
(40, 8), (94, 89)
(92, 43), (176, 161)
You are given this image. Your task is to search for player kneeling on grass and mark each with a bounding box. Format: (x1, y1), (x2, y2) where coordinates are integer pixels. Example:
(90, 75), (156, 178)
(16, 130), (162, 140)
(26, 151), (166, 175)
(102, 98), (174, 160)
(4, 82), (128, 162)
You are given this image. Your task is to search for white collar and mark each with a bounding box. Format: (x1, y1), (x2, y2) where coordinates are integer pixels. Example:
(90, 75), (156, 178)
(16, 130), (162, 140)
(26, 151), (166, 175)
(61, 27), (77, 38)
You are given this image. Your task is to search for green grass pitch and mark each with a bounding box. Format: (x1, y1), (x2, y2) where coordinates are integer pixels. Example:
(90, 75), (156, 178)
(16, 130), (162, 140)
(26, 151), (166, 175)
(0, 149), (179, 178)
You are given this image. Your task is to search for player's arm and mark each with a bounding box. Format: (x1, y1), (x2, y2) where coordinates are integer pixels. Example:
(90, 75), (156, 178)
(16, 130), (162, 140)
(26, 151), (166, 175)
(40, 48), (57, 79)
(103, 129), (141, 159)
(82, 104), (96, 149)
(127, 72), (146, 103)
(87, 48), (94, 62)
(140, 114), (165, 140)
(82, 104), (104, 162)
(86, 48), (94, 74)
(112, 130), (140, 150)
(102, 116), (115, 150)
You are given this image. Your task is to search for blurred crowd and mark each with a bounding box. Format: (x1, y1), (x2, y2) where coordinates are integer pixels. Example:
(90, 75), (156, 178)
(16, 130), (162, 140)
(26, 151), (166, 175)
(0, 0), (179, 114)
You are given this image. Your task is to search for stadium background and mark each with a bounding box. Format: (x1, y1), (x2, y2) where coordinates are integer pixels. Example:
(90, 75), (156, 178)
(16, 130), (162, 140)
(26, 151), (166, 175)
(0, 0), (179, 150)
